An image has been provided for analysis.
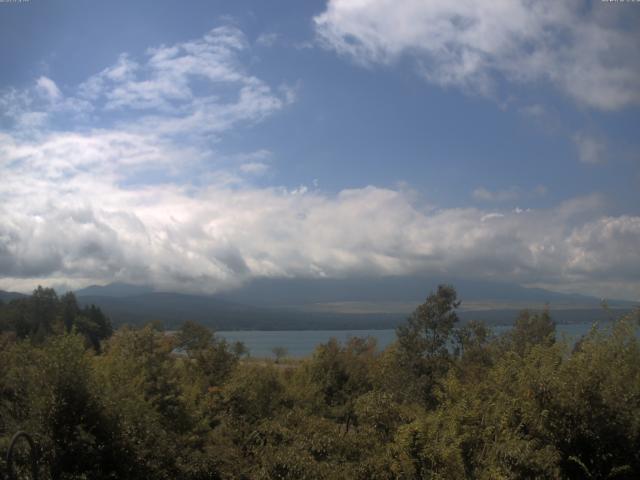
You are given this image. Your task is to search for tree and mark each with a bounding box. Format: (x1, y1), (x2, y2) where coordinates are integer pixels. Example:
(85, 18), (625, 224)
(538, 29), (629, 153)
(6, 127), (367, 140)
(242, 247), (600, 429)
(76, 304), (113, 351)
(453, 320), (494, 381)
(29, 286), (59, 337)
(176, 320), (213, 352)
(93, 325), (192, 478)
(305, 336), (377, 429)
(0, 288), (112, 349)
(232, 340), (249, 358)
(58, 291), (80, 333)
(176, 320), (240, 388)
(396, 284), (460, 407)
(272, 346), (288, 363)
(508, 308), (555, 355)
(222, 364), (286, 423)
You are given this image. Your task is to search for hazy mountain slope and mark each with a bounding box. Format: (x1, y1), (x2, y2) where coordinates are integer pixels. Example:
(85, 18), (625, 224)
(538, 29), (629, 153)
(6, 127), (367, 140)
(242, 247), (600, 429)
(74, 288), (635, 331)
(75, 283), (154, 297)
(213, 276), (634, 308)
(76, 292), (405, 330)
(7, 276), (635, 330)
(76, 276), (636, 308)
(0, 290), (26, 303)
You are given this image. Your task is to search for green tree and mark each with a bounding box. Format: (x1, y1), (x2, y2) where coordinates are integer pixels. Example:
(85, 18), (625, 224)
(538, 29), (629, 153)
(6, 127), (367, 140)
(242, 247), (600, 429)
(302, 336), (377, 434)
(58, 291), (80, 333)
(176, 320), (213, 352)
(176, 320), (239, 387)
(507, 307), (555, 355)
(453, 320), (494, 382)
(272, 346), (288, 363)
(93, 325), (198, 478)
(396, 284), (460, 407)
(75, 304), (113, 351)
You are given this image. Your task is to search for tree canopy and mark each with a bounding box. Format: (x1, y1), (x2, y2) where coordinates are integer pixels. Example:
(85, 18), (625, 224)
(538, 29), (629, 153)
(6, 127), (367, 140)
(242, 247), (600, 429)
(1, 285), (639, 479)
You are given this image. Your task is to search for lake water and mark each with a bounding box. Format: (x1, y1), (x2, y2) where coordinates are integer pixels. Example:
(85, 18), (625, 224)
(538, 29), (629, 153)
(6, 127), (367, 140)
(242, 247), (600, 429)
(217, 322), (606, 358)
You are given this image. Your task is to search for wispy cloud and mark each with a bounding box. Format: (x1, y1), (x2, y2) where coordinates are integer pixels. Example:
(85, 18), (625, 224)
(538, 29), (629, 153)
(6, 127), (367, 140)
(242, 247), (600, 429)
(315, 0), (640, 110)
(240, 162), (270, 175)
(36, 76), (61, 102)
(573, 132), (607, 165)
(472, 187), (520, 203)
(472, 185), (547, 203)
(256, 32), (280, 47)
(1, 26), (290, 142)
(519, 104), (546, 118)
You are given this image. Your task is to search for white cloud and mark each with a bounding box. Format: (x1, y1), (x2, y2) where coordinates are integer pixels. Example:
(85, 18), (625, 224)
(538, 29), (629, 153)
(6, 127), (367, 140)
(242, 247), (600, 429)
(90, 27), (286, 139)
(240, 162), (269, 175)
(256, 32), (279, 47)
(315, 0), (640, 110)
(1, 136), (640, 299)
(473, 187), (520, 203)
(36, 76), (61, 101)
(472, 185), (547, 203)
(1, 24), (639, 301)
(0, 26), (289, 141)
(573, 132), (606, 164)
(480, 213), (504, 222)
(520, 104), (546, 118)
(566, 215), (640, 280)
(1, 77), (91, 130)
(229, 149), (273, 177)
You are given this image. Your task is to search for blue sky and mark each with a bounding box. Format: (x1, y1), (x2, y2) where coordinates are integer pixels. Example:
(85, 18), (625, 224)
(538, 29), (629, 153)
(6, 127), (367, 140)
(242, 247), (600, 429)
(1, 0), (639, 299)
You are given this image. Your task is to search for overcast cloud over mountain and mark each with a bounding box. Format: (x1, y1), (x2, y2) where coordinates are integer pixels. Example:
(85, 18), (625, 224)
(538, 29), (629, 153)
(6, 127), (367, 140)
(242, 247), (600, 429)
(1, 0), (639, 300)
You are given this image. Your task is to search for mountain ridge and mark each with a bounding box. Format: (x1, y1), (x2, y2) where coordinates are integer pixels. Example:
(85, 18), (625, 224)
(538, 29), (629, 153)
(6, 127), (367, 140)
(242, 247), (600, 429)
(75, 276), (636, 307)
(2, 277), (635, 331)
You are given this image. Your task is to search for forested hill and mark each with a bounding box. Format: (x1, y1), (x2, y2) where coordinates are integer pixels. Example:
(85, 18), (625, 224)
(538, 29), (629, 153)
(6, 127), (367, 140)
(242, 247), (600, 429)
(0, 290), (25, 303)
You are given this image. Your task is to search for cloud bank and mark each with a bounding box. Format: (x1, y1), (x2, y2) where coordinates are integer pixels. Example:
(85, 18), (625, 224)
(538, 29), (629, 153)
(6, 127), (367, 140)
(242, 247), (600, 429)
(315, 0), (640, 110)
(1, 25), (640, 300)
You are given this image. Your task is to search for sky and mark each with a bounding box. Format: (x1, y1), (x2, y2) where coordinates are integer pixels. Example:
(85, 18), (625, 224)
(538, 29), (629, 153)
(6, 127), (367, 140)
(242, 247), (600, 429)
(0, 0), (639, 300)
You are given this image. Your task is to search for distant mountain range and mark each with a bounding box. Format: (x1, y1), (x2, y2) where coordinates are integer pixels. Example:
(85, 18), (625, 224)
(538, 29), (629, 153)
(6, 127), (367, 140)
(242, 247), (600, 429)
(74, 291), (405, 331)
(73, 283), (155, 298)
(210, 276), (636, 309)
(65, 277), (640, 330)
(0, 290), (25, 303)
(2, 277), (636, 330)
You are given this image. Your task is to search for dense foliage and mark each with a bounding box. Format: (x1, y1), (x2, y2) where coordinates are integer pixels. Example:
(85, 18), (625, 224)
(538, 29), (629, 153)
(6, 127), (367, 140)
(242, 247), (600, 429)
(1, 285), (639, 479)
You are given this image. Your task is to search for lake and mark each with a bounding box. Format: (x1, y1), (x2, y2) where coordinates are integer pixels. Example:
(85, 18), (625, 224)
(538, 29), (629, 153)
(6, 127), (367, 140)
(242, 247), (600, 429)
(217, 322), (606, 358)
